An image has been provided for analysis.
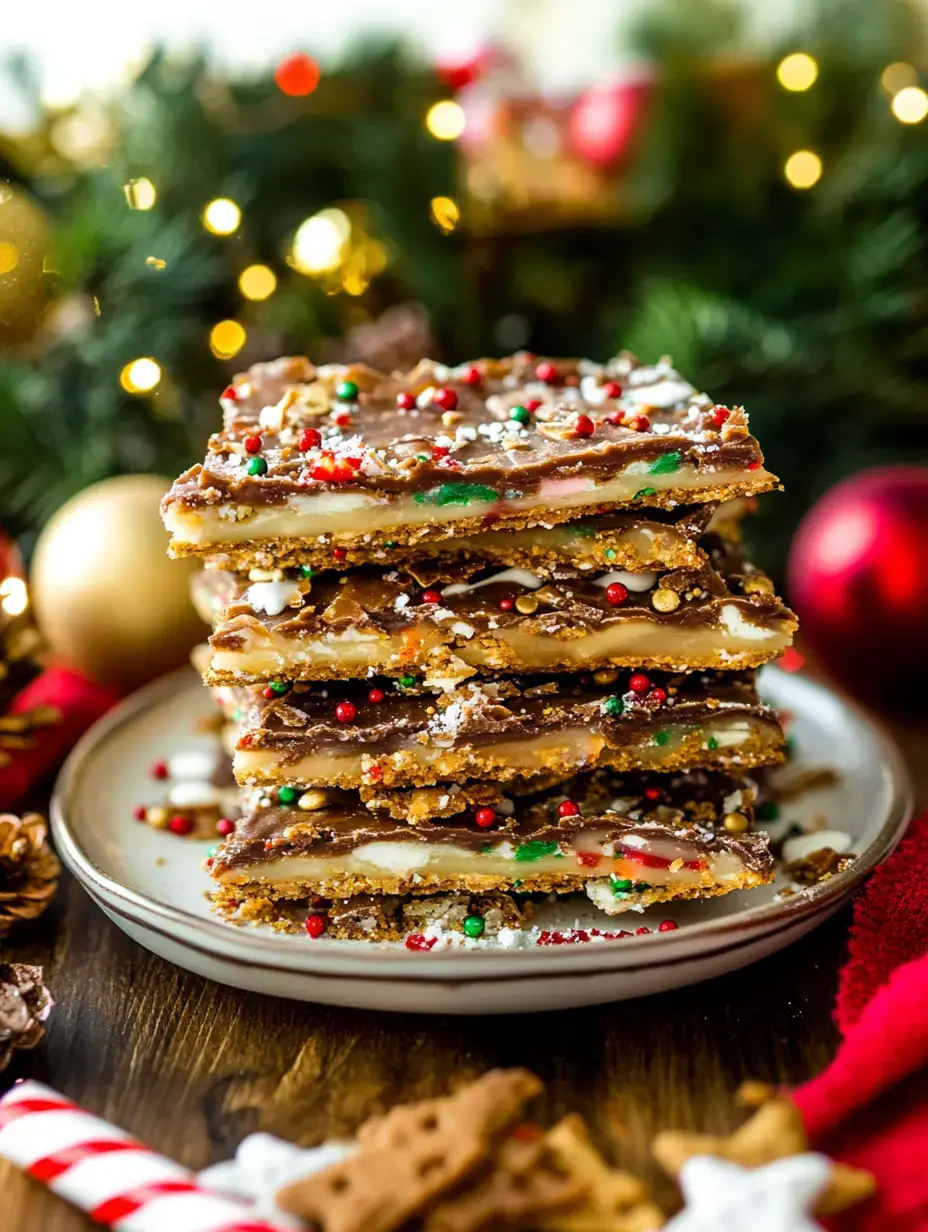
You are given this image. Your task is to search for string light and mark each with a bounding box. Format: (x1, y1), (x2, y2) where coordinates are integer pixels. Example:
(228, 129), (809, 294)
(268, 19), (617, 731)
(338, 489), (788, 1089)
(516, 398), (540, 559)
(891, 86), (928, 124)
(239, 264), (277, 300)
(776, 53), (818, 92)
(210, 320), (247, 359)
(425, 100), (466, 141)
(124, 178), (156, 210)
(784, 150), (822, 189)
(881, 62), (917, 95)
(202, 198), (241, 236)
(430, 196), (460, 233)
(0, 577), (28, 617)
(0, 242), (19, 275)
(145, 256), (166, 271)
(120, 357), (162, 394)
(291, 209), (350, 275)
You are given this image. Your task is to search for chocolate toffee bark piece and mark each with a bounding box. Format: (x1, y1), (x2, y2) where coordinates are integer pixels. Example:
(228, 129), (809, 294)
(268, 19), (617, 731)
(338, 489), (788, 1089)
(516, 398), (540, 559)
(209, 768), (774, 914)
(199, 538), (796, 685)
(230, 670), (784, 790)
(162, 353), (778, 565)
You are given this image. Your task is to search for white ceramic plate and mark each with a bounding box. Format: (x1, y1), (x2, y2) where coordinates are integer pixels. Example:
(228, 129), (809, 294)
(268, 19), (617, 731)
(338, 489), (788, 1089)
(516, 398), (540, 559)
(50, 666), (911, 1014)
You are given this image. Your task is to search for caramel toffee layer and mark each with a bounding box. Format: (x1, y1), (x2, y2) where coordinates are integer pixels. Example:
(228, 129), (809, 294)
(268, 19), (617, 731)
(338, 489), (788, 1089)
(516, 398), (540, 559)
(210, 768), (773, 913)
(162, 353), (777, 561)
(200, 536), (796, 684)
(230, 669), (784, 790)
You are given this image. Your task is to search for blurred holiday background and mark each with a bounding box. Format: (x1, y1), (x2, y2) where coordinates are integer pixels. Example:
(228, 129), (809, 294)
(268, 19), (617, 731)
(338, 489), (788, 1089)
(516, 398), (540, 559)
(0, 0), (927, 761)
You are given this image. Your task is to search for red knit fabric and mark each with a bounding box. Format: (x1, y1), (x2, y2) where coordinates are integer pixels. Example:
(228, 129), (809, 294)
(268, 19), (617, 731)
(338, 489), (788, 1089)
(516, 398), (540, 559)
(0, 666), (121, 809)
(793, 811), (928, 1232)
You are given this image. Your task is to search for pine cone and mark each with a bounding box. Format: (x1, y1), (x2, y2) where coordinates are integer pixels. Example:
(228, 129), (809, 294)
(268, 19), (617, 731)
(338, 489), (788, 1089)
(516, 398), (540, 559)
(0, 963), (52, 1073)
(0, 812), (61, 937)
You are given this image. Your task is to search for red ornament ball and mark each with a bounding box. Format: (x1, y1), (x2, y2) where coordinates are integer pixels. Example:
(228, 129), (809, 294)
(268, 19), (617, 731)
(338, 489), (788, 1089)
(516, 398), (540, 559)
(169, 815), (192, 836)
(649, 687), (667, 704)
(335, 701), (358, 724)
(368, 687), (385, 704)
(475, 807), (497, 828)
(557, 799), (579, 818)
(788, 465), (928, 704)
(133, 806), (147, 822)
(396, 392), (416, 411)
(535, 360), (559, 384)
(305, 913), (327, 938)
(570, 76), (651, 166)
(216, 818), (235, 836)
(499, 597), (514, 611)
(421, 589), (442, 604)
(275, 52), (321, 98)
(150, 759), (168, 780)
(300, 428), (321, 451)
(605, 582), (628, 606)
(434, 388), (458, 411)
(460, 365), (482, 387)
(628, 672), (650, 694)
(603, 380), (623, 398)
(243, 434), (262, 455)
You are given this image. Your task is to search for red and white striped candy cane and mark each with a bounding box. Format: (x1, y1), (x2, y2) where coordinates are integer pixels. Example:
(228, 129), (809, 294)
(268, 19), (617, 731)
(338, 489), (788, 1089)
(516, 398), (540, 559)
(0, 1081), (287, 1231)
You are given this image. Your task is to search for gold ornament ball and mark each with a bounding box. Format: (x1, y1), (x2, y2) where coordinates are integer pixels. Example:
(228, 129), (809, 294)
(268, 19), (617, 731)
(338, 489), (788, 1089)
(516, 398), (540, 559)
(32, 475), (208, 690)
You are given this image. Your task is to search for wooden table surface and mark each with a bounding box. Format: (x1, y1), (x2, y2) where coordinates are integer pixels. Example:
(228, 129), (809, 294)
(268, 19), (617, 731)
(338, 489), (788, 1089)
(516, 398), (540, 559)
(3, 692), (925, 1230)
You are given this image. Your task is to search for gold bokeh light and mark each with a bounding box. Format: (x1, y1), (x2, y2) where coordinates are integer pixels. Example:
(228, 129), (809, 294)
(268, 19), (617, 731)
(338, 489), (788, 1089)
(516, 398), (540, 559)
(891, 86), (928, 124)
(425, 100), (466, 141)
(776, 53), (819, 92)
(210, 319), (247, 359)
(202, 198), (242, 236)
(124, 178), (157, 210)
(430, 196), (460, 233)
(239, 264), (278, 300)
(291, 209), (350, 275)
(120, 357), (162, 394)
(0, 242), (19, 275)
(784, 149), (822, 189)
(881, 62), (918, 95)
(0, 577), (28, 617)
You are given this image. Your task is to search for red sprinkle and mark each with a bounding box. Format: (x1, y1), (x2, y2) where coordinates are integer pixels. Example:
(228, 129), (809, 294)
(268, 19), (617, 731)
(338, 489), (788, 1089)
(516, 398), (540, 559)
(333, 547), (348, 561)
(659, 919), (679, 932)
(460, 365), (482, 387)
(576, 850), (602, 868)
(557, 800), (580, 818)
(133, 806), (147, 822)
(434, 387), (458, 411)
(334, 411), (353, 428)
(368, 687), (385, 704)
(262, 686), (275, 700)
(535, 360), (559, 384)
(405, 933), (438, 951)
(421, 589), (442, 604)
(607, 411), (625, 427)
(627, 414), (650, 433)
(305, 914), (327, 939)
(603, 380), (623, 398)
(475, 807), (497, 829)
(649, 687), (667, 704)
(335, 701), (358, 724)
(605, 582), (628, 606)
(710, 407), (730, 428)
(150, 759), (168, 780)
(573, 414), (595, 438)
(169, 815), (193, 836)
(747, 460), (762, 470)
(635, 926), (651, 935)
(216, 818), (235, 836)
(536, 928), (631, 946)
(222, 385), (238, 401)
(243, 434), (262, 454)
(396, 391), (416, 411)
(499, 597), (514, 611)
(367, 764), (383, 781)
(299, 427), (321, 451)
(431, 444), (450, 460)
(524, 398), (543, 413)
(629, 672), (650, 694)
(643, 787), (663, 801)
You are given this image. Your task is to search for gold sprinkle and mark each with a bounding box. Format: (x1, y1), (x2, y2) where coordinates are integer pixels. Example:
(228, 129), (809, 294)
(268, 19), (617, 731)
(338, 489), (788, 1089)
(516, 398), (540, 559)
(593, 669), (618, 685)
(515, 594), (539, 615)
(298, 790), (329, 811)
(652, 587), (681, 613)
(669, 858), (684, 872)
(743, 575), (775, 596)
(723, 811), (749, 833)
(441, 410), (462, 427)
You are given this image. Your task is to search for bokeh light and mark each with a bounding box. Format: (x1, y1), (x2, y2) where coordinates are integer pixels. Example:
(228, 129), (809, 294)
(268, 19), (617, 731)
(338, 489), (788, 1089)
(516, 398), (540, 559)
(891, 86), (928, 124)
(881, 62), (918, 95)
(784, 150), (822, 189)
(430, 196), (460, 233)
(0, 576), (28, 617)
(120, 357), (162, 393)
(0, 243), (19, 275)
(202, 198), (242, 235)
(124, 178), (156, 210)
(274, 52), (321, 97)
(776, 53), (819, 92)
(291, 209), (350, 274)
(239, 264), (278, 300)
(426, 100), (466, 141)
(210, 319), (247, 359)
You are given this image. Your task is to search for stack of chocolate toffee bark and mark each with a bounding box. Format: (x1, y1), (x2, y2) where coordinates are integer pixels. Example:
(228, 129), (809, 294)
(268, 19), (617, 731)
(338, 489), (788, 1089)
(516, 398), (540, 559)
(163, 352), (797, 942)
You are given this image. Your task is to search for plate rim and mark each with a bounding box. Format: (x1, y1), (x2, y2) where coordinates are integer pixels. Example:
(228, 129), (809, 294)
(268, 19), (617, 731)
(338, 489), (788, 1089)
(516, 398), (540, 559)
(50, 665), (914, 980)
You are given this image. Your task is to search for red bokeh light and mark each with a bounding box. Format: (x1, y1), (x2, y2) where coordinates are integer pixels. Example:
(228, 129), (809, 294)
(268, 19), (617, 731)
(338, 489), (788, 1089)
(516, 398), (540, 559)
(275, 53), (321, 98)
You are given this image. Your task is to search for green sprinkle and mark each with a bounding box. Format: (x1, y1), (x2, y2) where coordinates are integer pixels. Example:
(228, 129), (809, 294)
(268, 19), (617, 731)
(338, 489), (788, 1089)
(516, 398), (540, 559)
(633, 486), (656, 500)
(649, 451), (682, 475)
(232, 707), (243, 722)
(246, 456), (268, 476)
(207, 843), (219, 858)
(416, 453), (429, 462)
(604, 696), (625, 717)
(611, 877), (634, 895)
(385, 540), (398, 548)
(278, 786), (298, 805)
(757, 801), (781, 821)
(269, 680), (289, 696)
(300, 565), (315, 578)
(509, 404), (531, 425)
(605, 548), (616, 560)
(413, 482), (498, 507)
(336, 379), (359, 401)
(513, 840), (560, 862)
(463, 914), (485, 939)
(654, 730), (670, 746)
(706, 735), (719, 750)
(512, 880), (523, 889)
(399, 673), (416, 688)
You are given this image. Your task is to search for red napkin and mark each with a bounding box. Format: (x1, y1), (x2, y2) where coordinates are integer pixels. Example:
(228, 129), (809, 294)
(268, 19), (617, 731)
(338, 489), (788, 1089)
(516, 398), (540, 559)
(0, 666), (121, 810)
(793, 811), (928, 1232)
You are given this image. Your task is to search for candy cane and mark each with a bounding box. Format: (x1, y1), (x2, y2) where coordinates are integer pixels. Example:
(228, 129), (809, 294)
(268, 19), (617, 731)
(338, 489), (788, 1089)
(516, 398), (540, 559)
(0, 1081), (287, 1232)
